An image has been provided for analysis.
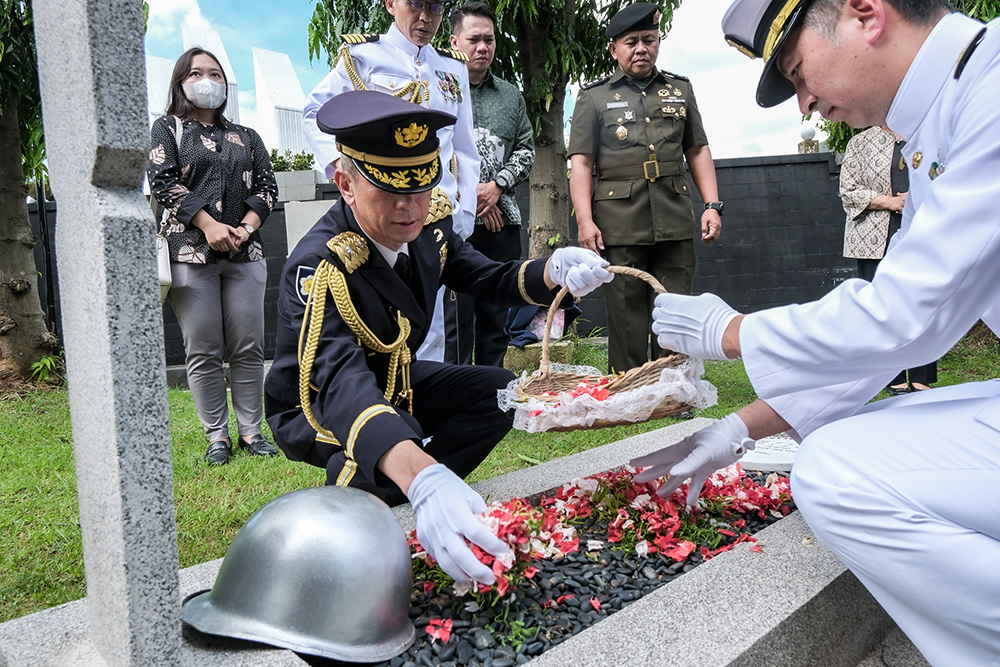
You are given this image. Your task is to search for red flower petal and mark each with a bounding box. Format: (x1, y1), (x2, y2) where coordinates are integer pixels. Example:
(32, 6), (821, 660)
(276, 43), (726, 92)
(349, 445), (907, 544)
(426, 618), (452, 643)
(589, 597), (601, 612)
(749, 545), (764, 553)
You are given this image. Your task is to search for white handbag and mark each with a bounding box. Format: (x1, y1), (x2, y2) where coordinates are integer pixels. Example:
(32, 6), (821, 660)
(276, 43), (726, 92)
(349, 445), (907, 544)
(152, 116), (184, 303)
(156, 232), (171, 303)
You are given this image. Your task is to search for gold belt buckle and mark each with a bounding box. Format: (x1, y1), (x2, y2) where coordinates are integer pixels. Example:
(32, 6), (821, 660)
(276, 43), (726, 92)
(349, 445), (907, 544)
(642, 160), (660, 182)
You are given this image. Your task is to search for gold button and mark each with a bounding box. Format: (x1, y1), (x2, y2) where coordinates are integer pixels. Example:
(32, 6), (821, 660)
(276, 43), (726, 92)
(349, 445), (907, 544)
(648, 144), (655, 151)
(608, 190), (614, 196)
(617, 117), (623, 123)
(645, 117), (651, 123)
(642, 91), (647, 97)
(683, 185), (688, 191)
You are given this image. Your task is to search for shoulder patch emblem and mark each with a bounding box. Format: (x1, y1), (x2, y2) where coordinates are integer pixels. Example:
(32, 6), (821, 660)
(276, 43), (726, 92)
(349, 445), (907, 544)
(425, 187), (453, 225)
(436, 47), (469, 62)
(341, 33), (380, 45)
(659, 69), (690, 82)
(327, 231), (370, 273)
(581, 75), (610, 90)
(295, 266), (317, 306)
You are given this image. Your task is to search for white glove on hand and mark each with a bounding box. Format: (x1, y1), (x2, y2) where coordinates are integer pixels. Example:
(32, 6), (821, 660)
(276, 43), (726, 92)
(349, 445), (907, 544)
(407, 464), (511, 587)
(629, 414), (755, 510)
(548, 247), (613, 297)
(651, 292), (740, 360)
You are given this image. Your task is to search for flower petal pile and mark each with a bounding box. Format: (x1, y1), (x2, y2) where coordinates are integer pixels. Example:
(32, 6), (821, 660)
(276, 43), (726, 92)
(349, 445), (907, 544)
(407, 464), (793, 600)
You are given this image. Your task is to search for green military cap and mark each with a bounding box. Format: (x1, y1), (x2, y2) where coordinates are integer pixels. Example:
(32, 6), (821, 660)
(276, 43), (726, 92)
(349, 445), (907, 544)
(606, 3), (662, 40)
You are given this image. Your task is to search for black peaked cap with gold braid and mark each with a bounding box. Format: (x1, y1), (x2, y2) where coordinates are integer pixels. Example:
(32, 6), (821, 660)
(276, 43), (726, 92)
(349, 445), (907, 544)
(317, 90), (457, 194)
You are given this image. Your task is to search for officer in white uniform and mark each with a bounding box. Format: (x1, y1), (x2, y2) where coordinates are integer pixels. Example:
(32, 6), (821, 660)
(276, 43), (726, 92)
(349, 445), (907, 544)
(631, 1), (1000, 664)
(303, 0), (480, 362)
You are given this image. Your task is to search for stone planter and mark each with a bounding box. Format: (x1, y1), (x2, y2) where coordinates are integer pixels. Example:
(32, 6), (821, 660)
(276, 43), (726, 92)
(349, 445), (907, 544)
(274, 169), (319, 202)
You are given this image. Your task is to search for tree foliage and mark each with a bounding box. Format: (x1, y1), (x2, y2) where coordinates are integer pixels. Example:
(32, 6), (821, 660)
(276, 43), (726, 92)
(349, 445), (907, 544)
(0, 0), (46, 187)
(307, 0), (679, 134)
(821, 0), (1000, 153)
(307, 0), (679, 257)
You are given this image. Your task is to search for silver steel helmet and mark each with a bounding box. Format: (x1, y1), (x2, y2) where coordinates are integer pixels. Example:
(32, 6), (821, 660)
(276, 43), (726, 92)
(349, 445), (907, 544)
(181, 485), (415, 662)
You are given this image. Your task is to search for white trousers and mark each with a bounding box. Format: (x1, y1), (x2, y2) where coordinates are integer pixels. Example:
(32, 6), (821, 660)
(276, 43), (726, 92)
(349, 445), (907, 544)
(792, 380), (1000, 666)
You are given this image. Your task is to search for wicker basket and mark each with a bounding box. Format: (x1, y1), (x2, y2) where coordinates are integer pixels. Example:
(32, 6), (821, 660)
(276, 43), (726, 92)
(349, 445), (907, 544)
(514, 266), (695, 432)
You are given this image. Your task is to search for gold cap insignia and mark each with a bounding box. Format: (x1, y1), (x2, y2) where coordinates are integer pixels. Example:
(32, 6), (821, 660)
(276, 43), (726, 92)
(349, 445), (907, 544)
(327, 231), (370, 274)
(395, 122), (429, 148)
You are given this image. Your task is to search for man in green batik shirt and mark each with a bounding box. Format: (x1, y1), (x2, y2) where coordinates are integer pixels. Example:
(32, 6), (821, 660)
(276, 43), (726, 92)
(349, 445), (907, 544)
(568, 2), (723, 374)
(448, 1), (536, 366)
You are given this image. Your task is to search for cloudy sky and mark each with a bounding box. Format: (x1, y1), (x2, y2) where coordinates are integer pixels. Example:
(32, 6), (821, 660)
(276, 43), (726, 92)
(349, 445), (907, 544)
(143, 0), (826, 159)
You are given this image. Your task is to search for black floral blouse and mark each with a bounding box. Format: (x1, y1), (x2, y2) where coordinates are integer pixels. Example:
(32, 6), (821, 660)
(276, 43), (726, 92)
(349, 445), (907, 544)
(147, 116), (278, 264)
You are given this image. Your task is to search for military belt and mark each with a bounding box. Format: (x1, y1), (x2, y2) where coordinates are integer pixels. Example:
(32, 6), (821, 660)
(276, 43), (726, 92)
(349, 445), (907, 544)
(598, 161), (684, 182)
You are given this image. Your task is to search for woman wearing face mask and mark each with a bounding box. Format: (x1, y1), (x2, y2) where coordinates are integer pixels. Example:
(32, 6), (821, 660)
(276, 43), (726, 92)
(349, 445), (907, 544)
(147, 48), (279, 465)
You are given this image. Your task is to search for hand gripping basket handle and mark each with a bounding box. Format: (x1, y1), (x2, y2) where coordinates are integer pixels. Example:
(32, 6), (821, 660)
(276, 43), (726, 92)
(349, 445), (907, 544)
(540, 265), (667, 373)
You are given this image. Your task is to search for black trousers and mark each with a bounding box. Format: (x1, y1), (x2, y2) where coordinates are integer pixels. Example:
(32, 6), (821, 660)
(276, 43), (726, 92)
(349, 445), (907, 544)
(446, 225), (523, 366)
(304, 361), (515, 506)
(856, 258), (938, 386)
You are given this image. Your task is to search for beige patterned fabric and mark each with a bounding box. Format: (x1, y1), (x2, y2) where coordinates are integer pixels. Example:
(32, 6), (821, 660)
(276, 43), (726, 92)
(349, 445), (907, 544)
(840, 126), (897, 260)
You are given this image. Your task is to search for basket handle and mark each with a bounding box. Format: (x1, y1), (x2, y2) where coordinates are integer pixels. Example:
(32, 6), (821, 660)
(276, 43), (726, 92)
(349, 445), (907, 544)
(539, 265), (667, 373)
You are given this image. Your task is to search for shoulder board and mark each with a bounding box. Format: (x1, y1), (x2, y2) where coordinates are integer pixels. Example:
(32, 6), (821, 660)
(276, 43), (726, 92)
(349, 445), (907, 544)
(659, 69), (690, 82)
(326, 231), (369, 274)
(436, 47), (469, 62)
(424, 187), (453, 225)
(581, 75), (611, 91)
(341, 33), (380, 45)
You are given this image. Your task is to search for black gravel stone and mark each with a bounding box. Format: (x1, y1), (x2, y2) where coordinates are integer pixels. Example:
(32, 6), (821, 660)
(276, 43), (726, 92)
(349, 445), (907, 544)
(364, 485), (790, 667)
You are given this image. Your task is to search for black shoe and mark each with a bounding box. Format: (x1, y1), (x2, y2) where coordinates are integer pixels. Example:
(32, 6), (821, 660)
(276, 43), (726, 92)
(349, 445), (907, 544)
(676, 411), (694, 420)
(238, 434), (279, 456)
(885, 384), (912, 396)
(206, 440), (231, 465)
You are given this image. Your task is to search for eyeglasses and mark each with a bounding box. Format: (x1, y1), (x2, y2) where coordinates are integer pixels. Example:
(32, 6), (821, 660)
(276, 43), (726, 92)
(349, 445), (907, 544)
(406, 0), (449, 15)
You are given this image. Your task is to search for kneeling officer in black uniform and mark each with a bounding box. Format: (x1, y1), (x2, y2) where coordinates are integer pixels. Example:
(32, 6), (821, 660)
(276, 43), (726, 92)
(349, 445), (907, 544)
(265, 90), (611, 588)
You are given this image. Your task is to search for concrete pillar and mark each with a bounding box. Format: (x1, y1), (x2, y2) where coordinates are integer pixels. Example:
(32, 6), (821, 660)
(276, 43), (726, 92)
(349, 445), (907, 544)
(32, 0), (181, 664)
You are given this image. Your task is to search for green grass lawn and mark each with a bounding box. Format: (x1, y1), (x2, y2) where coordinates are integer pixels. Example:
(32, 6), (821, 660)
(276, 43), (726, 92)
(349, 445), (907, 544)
(1, 326), (997, 622)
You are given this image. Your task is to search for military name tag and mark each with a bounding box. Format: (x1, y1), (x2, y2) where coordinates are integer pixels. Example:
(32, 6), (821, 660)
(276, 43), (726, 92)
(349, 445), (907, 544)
(606, 101), (629, 109)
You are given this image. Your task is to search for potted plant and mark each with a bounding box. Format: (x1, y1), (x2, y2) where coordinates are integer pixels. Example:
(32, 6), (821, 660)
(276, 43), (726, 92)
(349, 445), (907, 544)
(270, 148), (318, 202)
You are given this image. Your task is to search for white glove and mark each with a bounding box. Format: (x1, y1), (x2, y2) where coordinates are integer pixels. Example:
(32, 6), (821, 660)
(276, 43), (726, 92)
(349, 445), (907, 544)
(407, 464), (511, 587)
(629, 414), (755, 510)
(548, 247), (613, 297)
(651, 292), (740, 360)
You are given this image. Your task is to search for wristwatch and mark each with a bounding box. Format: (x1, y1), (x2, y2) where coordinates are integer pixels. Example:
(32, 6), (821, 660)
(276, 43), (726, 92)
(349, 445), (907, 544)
(241, 222), (256, 235)
(704, 201), (724, 215)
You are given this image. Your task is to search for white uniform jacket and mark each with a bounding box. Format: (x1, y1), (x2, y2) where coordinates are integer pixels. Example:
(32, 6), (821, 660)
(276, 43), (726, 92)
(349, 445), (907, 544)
(302, 24), (479, 239)
(739, 13), (1000, 439)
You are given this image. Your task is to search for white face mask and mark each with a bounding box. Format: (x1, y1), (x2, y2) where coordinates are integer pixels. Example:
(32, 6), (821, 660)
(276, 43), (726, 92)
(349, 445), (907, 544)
(182, 79), (227, 110)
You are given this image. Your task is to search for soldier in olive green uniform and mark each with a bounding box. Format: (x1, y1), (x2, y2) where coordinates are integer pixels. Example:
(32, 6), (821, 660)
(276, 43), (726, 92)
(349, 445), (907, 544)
(568, 2), (723, 374)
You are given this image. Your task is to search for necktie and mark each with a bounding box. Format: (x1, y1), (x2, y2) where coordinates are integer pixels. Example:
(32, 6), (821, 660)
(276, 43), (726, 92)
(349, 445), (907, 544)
(393, 252), (412, 288)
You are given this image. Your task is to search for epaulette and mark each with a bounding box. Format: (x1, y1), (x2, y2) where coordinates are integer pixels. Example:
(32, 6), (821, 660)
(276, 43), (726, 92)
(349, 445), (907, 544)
(581, 75), (611, 90)
(659, 69), (690, 82)
(424, 187), (453, 225)
(326, 231), (369, 273)
(436, 47), (469, 62)
(954, 26), (986, 79)
(341, 33), (380, 45)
